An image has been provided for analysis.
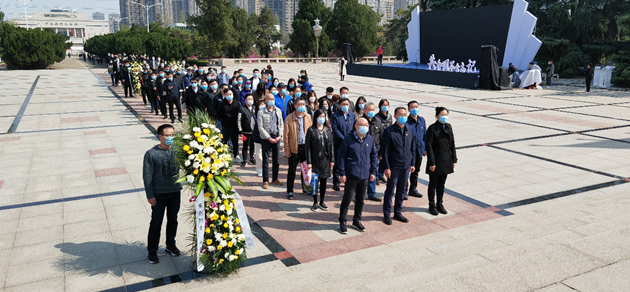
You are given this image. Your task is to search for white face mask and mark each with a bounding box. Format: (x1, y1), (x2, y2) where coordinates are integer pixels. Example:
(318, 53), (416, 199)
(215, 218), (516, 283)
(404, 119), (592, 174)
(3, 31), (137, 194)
(247, 100), (254, 106)
(341, 94), (348, 99)
(326, 94), (332, 99)
(309, 97), (316, 103)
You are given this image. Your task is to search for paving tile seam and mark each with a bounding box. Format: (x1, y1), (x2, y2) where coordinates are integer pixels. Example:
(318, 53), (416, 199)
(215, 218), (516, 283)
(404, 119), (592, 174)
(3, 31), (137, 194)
(0, 188), (144, 211)
(5, 76), (40, 134)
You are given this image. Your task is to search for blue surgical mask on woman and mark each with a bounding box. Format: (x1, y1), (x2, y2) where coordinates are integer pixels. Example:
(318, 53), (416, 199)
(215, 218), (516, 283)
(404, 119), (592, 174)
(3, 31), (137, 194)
(289, 84), (294, 88)
(295, 92), (302, 98)
(341, 105), (349, 113)
(358, 126), (369, 135)
(397, 116), (408, 124)
(226, 95), (233, 101)
(410, 108), (419, 116)
(273, 82), (278, 87)
(358, 103), (365, 109)
(297, 106), (306, 113)
(367, 111), (376, 118)
(245, 84), (251, 89)
(317, 117), (326, 125)
(381, 106), (389, 112)
(165, 136), (174, 146)
(439, 115), (449, 124)
(151, 76), (157, 80)
(201, 85), (208, 90)
(267, 100), (275, 107)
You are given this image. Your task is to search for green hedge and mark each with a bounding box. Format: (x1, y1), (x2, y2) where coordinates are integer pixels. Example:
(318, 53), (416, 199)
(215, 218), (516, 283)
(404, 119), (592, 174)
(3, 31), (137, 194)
(186, 59), (210, 67)
(0, 23), (70, 69)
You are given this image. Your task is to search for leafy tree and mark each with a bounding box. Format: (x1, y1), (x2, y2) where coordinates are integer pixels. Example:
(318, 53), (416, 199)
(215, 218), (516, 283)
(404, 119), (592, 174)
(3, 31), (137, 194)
(0, 9), (4, 22)
(228, 7), (255, 57)
(327, 0), (379, 58)
(255, 7), (282, 57)
(0, 24), (70, 69)
(188, 0), (236, 58)
(383, 7), (413, 60)
(287, 0), (333, 57)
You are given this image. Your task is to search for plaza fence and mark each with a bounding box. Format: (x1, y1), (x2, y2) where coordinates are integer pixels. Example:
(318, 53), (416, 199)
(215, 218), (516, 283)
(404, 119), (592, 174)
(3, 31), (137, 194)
(215, 56), (398, 66)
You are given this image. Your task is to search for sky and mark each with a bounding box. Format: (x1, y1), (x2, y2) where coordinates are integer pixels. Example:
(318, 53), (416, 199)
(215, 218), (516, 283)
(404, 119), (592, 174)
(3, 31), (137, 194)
(0, 0), (119, 20)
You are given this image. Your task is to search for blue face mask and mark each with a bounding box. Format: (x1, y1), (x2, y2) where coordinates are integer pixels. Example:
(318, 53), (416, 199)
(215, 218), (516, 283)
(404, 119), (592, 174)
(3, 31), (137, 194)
(397, 116), (408, 124)
(168, 77), (173, 81)
(282, 89), (288, 95)
(272, 90), (278, 95)
(381, 106), (389, 112)
(226, 95), (233, 101)
(254, 73), (259, 77)
(238, 80), (243, 85)
(289, 84), (294, 88)
(177, 71), (182, 74)
(245, 85), (251, 89)
(239, 73), (244, 76)
(201, 85), (208, 90)
(273, 82), (278, 87)
(211, 85), (217, 90)
(199, 70), (204, 73)
(341, 105), (349, 113)
(297, 106), (306, 113)
(358, 126), (369, 135)
(410, 108), (419, 116)
(165, 136), (174, 146)
(367, 111), (376, 118)
(222, 70), (226, 74)
(159, 73), (165, 77)
(439, 115), (449, 124)
(192, 83), (197, 88)
(317, 117), (326, 125)
(267, 100), (275, 107)
(151, 76), (157, 80)
(359, 103), (365, 109)
(295, 92), (302, 98)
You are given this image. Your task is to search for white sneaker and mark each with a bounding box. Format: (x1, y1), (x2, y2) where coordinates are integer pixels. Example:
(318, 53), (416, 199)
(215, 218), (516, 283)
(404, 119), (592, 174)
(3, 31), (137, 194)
(233, 155), (242, 163)
(257, 169), (263, 177)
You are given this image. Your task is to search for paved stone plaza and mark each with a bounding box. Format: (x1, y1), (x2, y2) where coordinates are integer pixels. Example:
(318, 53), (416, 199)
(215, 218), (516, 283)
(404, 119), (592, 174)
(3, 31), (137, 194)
(1, 57), (629, 291)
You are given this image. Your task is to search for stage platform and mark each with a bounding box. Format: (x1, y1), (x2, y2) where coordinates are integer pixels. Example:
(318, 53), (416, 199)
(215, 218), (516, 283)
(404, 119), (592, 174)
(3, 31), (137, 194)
(347, 62), (479, 89)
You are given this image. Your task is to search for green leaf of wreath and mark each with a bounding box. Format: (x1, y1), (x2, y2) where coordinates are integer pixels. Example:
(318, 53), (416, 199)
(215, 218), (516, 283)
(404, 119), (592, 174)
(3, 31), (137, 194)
(214, 176), (232, 192)
(206, 179), (218, 197)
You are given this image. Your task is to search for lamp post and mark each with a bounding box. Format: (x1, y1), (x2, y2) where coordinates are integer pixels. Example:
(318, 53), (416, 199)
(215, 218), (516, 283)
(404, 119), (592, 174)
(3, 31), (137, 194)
(18, 0), (32, 29)
(312, 18), (322, 64)
(115, 17), (129, 33)
(131, 1), (159, 33)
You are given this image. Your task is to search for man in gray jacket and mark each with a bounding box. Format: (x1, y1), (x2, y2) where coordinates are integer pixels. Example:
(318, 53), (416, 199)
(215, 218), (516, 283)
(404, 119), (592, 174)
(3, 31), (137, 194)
(143, 124), (183, 264)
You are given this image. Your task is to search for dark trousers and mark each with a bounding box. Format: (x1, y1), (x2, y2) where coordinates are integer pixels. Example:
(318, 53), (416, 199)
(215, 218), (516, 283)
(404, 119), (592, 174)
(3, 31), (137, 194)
(159, 96), (168, 117)
(150, 94), (160, 114)
(377, 54), (383, 65)
(313, 177), (327, 204)
(546, 74), (553, 86)
(242, 133), (254, 161)
(586, 78), (592, 92)
(286, 144), (306, 194)
(332, 147), (340, 185)
(109, 74), (115, 85)
(147, 191), (181, 253)
(114, 73), (119, 85)
(427, 174), (448, 205)
(221, 126), (239, 157)
(167, 96), (182, 120)
(123, 82), (132, 97)
(339, 177), (367, 223)
(407, 156), (423, 193)
(141, 87), (148, 104)
(383, 168), (409, 218)
(262, 140), (280, 183)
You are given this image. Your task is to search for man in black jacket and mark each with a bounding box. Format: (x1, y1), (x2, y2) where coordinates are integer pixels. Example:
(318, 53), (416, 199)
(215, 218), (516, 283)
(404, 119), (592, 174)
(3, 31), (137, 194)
(141, 68), (152, 105)
(216, 88), (242, 159)
(203, 80), (219, 116)
(546, 60), (554, 88)
(163, 72), (183, 124)
(185, 78), (203, 114)
(364, 102), (384, 202)
(120, 61), (134, 98)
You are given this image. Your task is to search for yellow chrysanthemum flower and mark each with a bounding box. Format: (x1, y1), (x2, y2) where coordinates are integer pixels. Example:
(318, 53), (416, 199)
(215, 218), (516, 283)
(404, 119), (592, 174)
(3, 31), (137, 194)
(183, 145), (190, 151)
(235, 218), (239, 224)
(222, 233), (228, 239)
(217, 245), (223, 251)
(219, 134), (223, 139)
(223, 222), (228, 228)
(197, 137), (203, 143)
(234, 256), (238, 260)
(203, 129), (210, 135)
(194, 132), (201, 138)
(227, 241), (233, 248)
(211, 152), (219, 160)
(204, 192), (210, 198)
(221, 169), (227, 176)
(218, 258), (224, 264)
(207, 174), (213, 180)
(235, 250), (240, 255)
(206, 239), (212, 245)
(210, 224), (215, 228)
(187, 150), (193, 155)
(193, 169), (199, 175)
(236, 227), (241, 232)
(200, 176), (205, 182)
(205, 227), (210, 234)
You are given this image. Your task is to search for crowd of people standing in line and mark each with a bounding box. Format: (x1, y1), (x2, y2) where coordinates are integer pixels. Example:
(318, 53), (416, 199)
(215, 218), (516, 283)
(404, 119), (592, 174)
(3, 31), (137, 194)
(139, 52), (458, 239)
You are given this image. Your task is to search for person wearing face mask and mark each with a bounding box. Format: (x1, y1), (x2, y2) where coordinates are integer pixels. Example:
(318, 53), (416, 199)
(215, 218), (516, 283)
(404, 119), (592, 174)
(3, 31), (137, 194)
(381, 107), (416, 225)
(330, 98), (357, 191)
(337, 118), (378, 234)
(121, 61), (134, 98)
(319, 98), (333, 127)
(217, 66), (230, 86)
(239, 80), (253, 105)
(141, 67), (152, 106)
(405, 100), (427, 200)
(354, 96), (367, 116)
(211, 84), (228, 128)
(276, 83), (289, 119)
(149, 73), (161, 115)
(363, 102), (384, 201)
(305, 109), (335, 212)
(284, 87), (301, 118)
(252, 100), (266, 177)
(297, 70), (309, 88)
(335, 87), (354, 112)
(283, 98), (313, 200)
(425, 106), (457, 216)
(237, 69), (249, 83)
(306, 90), (319, 117)
(216, 88), (242, 161)
(287, 78), (297, 94)
(251, 69), (261, 90)
(238, 94), (257, 167)
(185, 78), (203, 114)
(164, 72), (183, 123)
(143, 124), (183, 264)
(203, 80), (219, 116)
(258, 93), (285, 189)
(376, 99), (393, 183)
(318, 87), (335, 107)
(265, 75), (273, 89)
(231, 76), (244, 100)
(157, 70), (169, 119)
(195, 67), (205, 79)
(253, 82), (267, 104)
(107, 60), (116, 86)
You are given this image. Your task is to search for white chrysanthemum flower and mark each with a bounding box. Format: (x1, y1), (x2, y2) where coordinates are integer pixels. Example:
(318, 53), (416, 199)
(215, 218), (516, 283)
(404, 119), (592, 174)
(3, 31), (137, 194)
(186, 175), (195, 183)
(220, 240), (228, 247)
(238, 234), (246, 241)
(196, 145), (203, 151)
(214, 233), (222, 241)
(192, 162), (200, 169)
(204, 158), (211, 164)
(201, 135), (208, 140)
(203, 147), (212, 154)
(229, 224), (234, 231)
(188, 154), (195, 160)
(183, 134), (191, 140)
(219, 205), (226, 211)
(184, 160), (191, 167)
(227, 208), (233, 215)
(229, 255), (235, 261)
(193, 127), (201, 132)
(201, 123), (209, 128)
(203, 166), (211, 173)
(229, 233), (235, 239)
(207, 246), (215, 252)
(239, 248), (244, 254)
(189, 141), (199, 148)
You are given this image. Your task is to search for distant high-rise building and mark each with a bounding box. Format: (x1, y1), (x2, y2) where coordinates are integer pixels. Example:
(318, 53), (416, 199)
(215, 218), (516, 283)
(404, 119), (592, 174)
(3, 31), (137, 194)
(394, 0), (417, 14)
(108, 13), (121, 33)
(93, 12), (105, 20)
(323, 0), (335, 9)
(264, 0), (284, 30)
(248, 0), (262, 15)
(282, 0), (298, 34)
(119, 0), (174, 27)
(360, 0), (394, 24)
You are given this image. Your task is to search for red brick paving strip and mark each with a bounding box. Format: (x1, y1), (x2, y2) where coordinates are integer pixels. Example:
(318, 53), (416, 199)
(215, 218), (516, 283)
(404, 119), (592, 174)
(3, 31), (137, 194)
(0, 136), (21, 142)
(89, 148), (117, 156)
(61, 116), (101, 123)
(84, 130), (107, 135)
(94, 167), (127, 177)
(273, 251), (293, 260)
(0, 180), (3, 189)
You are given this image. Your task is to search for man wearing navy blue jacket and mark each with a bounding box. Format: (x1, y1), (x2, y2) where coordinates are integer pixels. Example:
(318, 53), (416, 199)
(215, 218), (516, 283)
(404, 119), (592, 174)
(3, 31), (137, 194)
(381, 107), (416, 225)
(406, 100), (427, 199)
(338, 118), (378, 234)
(330, 98), (357, 191)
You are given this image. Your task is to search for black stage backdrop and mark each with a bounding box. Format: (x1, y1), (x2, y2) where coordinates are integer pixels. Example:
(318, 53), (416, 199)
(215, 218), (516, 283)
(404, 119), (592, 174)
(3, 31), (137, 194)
(420, 4), (513, 66)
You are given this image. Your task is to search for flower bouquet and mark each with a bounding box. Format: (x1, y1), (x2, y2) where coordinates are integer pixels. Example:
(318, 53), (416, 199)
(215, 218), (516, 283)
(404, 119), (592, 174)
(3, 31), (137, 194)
(131, 62), (143, 94)
(173, 110), (247, 274)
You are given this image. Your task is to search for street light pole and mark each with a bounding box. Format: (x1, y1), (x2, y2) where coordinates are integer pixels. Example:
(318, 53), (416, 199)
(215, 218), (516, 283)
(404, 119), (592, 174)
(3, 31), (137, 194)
(312, 18), (322, 64)
(115, 17), (129, 32)
(131, 1), (159, 33)
(18, 0), (32, 29)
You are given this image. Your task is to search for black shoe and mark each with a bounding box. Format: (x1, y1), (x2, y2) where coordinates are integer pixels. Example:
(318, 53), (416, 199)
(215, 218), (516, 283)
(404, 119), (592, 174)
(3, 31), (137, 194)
(339, 221), (348, 234)
(393, 214), (409, 223)
(240, 161), (246, 167)
(318, 203), (328, 211)
(437, 204), (448, 214)
(368, 196), (382, 202)
(171, 119), (175, 123)
(148, 252), (160, 264)
(165, 246), (181, 257)
(287, 192), (294, 200)
(310, 204), (318, 212)
(429, 204), (438, 216)
(383, 217), (392, 225)
(178, 118), (183, 123)
(403, 196), (409, 200)
(162, 116), (168, 120)
(409, 189), (423, 198)
(150, 109), (154, 113)
(379, 176), (387, 184)
(352, 221), (366, 232)
(376, 179), (380, 186)
(333, 184), (340, 191)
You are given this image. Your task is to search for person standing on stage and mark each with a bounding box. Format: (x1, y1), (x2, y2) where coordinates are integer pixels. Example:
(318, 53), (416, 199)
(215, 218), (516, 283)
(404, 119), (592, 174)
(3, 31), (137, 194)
(406, 100), (427, 199)
(381, 107), (416, 225)
(377, 45), (384, 66)
(425, 106), (457, 216)
(338, 118), (378, 234)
